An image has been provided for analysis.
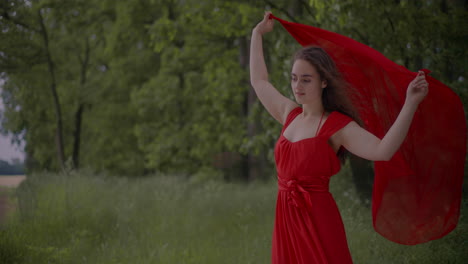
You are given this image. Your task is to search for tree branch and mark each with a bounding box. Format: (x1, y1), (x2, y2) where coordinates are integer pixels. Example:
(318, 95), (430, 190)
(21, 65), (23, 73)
(297, 0), (315, 18)
(263, 0), (298, 23)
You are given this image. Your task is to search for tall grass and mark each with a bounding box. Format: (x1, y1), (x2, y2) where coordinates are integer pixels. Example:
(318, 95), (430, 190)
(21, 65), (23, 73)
(0, 165), (466, 264)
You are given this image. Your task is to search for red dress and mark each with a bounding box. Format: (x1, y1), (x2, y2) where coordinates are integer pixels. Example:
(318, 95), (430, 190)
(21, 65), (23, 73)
(272, 107), (354, 264)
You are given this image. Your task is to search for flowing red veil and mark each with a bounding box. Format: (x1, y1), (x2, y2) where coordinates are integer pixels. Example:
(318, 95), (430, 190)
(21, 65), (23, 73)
(270, 14), (466, 245)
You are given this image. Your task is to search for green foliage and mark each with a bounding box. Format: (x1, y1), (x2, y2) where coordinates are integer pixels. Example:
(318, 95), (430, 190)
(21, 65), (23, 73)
(133, 0), (267, 175)
(1, 0), (466, 178)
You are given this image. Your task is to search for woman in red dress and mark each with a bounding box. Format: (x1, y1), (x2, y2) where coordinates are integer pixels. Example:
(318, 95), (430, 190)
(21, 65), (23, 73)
(250, 12), (429, 264)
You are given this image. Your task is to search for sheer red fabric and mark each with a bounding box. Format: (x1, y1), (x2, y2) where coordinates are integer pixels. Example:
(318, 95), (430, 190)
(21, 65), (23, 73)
(271, 14), (466, 245)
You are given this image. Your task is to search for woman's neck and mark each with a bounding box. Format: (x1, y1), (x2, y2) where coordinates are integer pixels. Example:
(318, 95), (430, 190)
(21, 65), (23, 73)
(301, 102), (325, 117)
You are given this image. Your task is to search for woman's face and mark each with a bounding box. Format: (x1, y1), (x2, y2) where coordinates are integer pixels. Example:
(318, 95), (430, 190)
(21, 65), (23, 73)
(291, 59), (327, 105)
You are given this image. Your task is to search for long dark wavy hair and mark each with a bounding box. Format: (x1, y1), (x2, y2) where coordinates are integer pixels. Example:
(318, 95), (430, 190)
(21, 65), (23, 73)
(293, 46), (363, 161)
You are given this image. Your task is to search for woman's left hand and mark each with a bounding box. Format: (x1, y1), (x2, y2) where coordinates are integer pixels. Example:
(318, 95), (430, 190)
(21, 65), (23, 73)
(406, 71), (429, 106)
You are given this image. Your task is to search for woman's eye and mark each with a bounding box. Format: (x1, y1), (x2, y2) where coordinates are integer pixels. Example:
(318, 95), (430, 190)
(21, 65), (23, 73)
(302, 79), (311, 83)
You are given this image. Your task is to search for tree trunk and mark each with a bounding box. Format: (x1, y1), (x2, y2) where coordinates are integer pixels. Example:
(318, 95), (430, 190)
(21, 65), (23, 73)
(72, 39), (90, 170)
(240, 35), (259, 181)
(247, 85), (259, 181)
(72, 104), (84, 169)
(349, 154), (374, 207)
(38, 10), (65, 170)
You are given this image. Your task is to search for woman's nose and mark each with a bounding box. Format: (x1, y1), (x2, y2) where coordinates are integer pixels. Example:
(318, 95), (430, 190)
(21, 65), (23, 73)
(293, 82), (301, 90)
(292, 81), (298, 88)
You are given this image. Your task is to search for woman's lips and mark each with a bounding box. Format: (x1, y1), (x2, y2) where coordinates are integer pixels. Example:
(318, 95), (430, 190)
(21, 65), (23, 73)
(295, 92), (305, 96)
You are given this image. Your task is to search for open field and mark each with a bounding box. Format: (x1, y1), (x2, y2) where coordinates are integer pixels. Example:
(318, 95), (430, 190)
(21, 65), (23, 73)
(0, 175), (27, 188)
(0, 175), (26, 225)
(0, 169), (466, 264)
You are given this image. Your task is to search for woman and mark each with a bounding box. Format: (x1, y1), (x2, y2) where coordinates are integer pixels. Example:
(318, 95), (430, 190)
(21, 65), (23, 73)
(250, 12), (428, 263)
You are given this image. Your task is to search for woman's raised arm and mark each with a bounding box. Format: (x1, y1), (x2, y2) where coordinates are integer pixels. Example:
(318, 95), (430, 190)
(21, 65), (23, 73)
(250, 12), (297, 124)
(335, 71), (429, 161)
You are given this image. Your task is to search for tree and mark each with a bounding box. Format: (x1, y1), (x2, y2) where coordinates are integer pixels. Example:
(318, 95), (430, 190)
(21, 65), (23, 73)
(1, 0), (149, 174)
(1, 0), (465, 182)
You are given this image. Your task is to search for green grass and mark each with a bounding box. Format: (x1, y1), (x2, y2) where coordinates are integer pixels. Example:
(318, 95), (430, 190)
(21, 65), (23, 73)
(0, 165), (466, 264)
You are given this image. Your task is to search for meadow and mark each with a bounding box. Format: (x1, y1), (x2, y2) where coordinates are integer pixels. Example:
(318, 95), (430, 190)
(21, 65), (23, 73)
(0, 164), (466, 264)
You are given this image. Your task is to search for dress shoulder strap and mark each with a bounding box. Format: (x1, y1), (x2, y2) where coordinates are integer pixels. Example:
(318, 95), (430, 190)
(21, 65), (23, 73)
(318, 111), (354, 139)
(281, 107), (302, 133)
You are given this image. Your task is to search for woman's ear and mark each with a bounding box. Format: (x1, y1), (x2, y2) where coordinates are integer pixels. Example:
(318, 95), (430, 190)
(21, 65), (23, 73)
(321, 79), (327, 89)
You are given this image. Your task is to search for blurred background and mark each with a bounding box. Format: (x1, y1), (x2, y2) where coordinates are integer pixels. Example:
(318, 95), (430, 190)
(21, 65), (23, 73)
(0, 0), (466, 263)
(0, 0), (466, 179)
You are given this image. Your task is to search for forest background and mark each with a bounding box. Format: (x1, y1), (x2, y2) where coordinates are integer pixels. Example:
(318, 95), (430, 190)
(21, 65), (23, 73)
(0, 0), (466, 181)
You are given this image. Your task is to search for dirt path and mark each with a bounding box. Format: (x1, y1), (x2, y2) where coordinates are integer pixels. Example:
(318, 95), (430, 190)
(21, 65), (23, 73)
(0, 175), (26, 188)
(0, 175), (26, 224)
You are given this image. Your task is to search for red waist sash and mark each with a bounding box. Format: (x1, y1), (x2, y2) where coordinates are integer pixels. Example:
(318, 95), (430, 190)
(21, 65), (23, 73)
(278, 177), (329, 209)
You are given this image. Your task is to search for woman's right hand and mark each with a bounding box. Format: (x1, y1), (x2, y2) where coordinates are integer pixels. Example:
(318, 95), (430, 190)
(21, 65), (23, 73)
(254, 11), (274, 35)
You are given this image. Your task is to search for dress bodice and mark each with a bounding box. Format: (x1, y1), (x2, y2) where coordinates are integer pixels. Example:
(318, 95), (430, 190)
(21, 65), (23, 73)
(274, 107), (353, 183)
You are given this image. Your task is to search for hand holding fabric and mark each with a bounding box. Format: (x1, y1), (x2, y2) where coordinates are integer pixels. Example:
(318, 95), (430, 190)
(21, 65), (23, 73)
(406, 71), (429, 106)
(254, 11), (275, 35)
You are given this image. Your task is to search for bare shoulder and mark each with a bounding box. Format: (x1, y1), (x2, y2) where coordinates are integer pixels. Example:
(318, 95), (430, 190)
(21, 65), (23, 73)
(329, 120), (361, 147)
